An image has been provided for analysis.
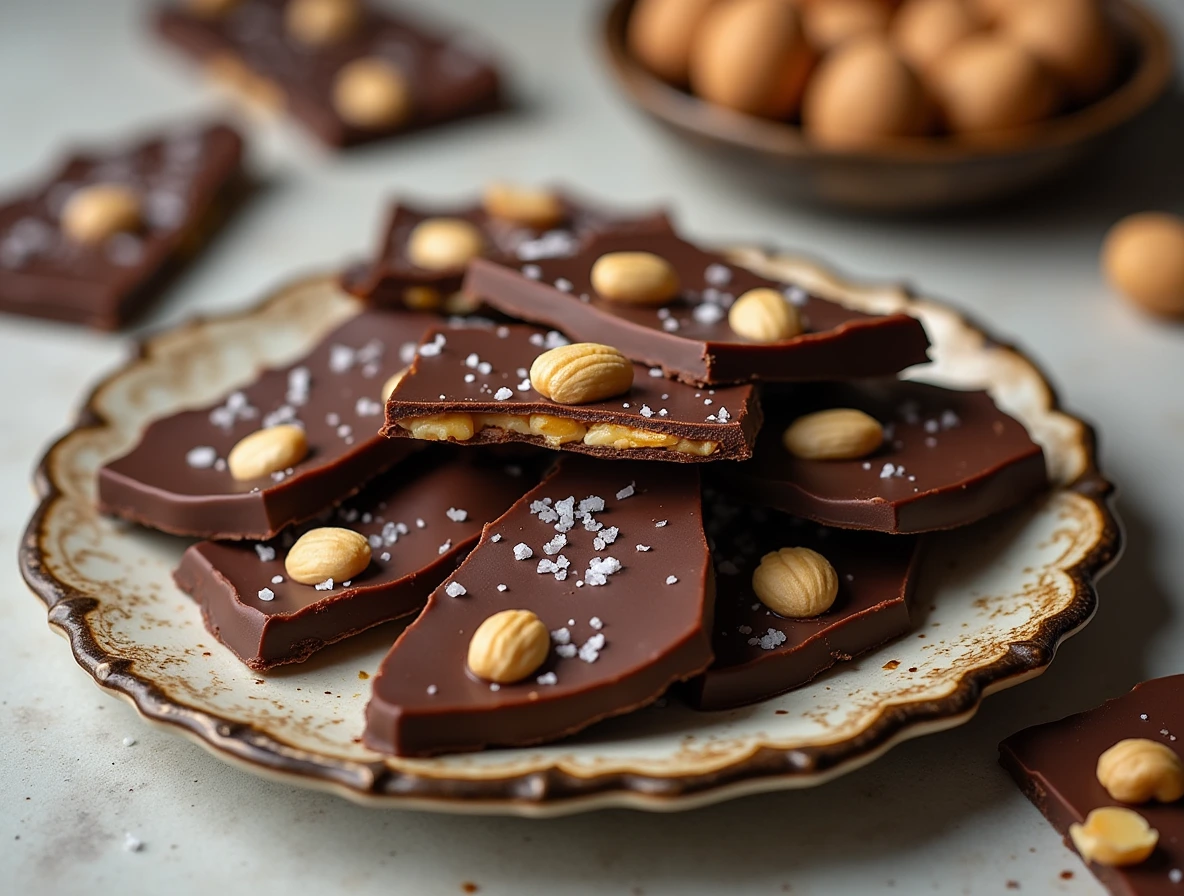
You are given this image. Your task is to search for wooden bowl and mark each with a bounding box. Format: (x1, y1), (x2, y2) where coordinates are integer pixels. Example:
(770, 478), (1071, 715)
(600, 0), (1173, 213)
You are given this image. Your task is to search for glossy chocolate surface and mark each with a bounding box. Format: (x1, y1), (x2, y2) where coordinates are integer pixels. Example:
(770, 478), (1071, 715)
(174, 451), (536, 670)
(688, 495), (923, 710)
(382, 324), (761, 462)
(99, 309), (441, 539)
(364, 457), (715, 757)
(155, 0), (501, 148)
(0, 123), (244, 329)
(343, 196), (674, 308)
(1000, 676), (1184, 896)
(463, 230), (932, 385)
(723, 380), (1048, 533)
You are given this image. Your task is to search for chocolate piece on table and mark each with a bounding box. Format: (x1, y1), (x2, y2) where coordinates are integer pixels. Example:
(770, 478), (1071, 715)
(155, 0), (501, 149)
(342, 195), (674, 309)
(174, 451), (537, 670)
(0, 123), (244, 329)
(381, 324), (762, 462)
(364, 457), (715, 757)
(99, 309), (437, 540)
(723, 380), (1047, 533)
(1000, 676), (1184, 895)
(463, 230), (932, 386)
(687, 495), (923, 711)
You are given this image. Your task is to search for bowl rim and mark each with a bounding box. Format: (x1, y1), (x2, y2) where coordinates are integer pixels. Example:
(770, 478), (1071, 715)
(600, 0), (1174, 164)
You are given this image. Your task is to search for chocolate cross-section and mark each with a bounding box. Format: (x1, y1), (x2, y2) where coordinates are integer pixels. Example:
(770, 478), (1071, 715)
(155, 0), (501, 149)
(463, 230), (931, 385)
(0, 122), (244, 329)
(1001, 676), (1184, 896)
(363, 457), (715, 757)
(341, 194), (674, 309)
(99, 309), (442, 540)
(174, 451), (538, 670)
(381, 324), (762, 462)
(722, 380), (1047, 533)
(687, 495), (924, 710)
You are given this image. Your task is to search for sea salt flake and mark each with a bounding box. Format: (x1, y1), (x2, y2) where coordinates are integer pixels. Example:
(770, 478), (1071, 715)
(665, 575), (679, 585)
(551, 627), (571, 645)
(355, 397), (382, 416)
(257, 587), (275, 601)
(513, 543), (533, 561)
(438, 540), (452, 555)
(649, 367), (664, 378)
(616, 483), (635, 500)
(427, 684), (438, 695)
(446, 507), (468, 522)
(705, 263), (732, 285)
(640, 404), (654, 418)
(692, 303), (724, 324)
(589, 616), (603, 630)
(271, 575), (284, 584)
(445, 581), (467, 598)
(636, 544), (651, 552)
(536, 672), (558, 685)
(186, 446), (217, 469)
(314, 578), (334, 591)
(654, 520), (668, 528)
(464, 373), (476, 383)
(490, 534), (502, 543)
(254, 544), (276, 562)
(494, 386), (514, 400)
(544, 533), (567, 555)
(556, 644), (577, 658)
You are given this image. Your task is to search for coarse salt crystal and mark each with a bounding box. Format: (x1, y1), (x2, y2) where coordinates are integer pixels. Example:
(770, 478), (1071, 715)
(513, 543), (533, 561)
(254, 544), (276, 562)
(315, 578), (334, 591)
(494, 387), (514, 401)
(589, 616), (603, 630)
(616, 483), (635, 500)
(544, 533), (567, 555)
(665, 575), (678, 585)
(445, 581), (467, 597)
(186, 446), (217, 469)
(438, 540), (452, 555)
(257, 588), (275, 601)
(536, 672), (558, 685)
(446, 507), (468, 522)
(427, 685), (438, 695)
(636, 544), (651, 552)
(497, 584), (507, 592)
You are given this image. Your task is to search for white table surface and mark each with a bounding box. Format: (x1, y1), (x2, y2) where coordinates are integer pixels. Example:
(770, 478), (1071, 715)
(2, 1), (1182, 893)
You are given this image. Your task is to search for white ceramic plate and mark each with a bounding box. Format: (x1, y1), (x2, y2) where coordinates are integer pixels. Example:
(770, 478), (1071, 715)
(20, 253), (1120, 816)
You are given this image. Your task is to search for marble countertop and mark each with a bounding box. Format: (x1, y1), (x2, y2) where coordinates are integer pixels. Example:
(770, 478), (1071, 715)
(2, 1), (1182, 893)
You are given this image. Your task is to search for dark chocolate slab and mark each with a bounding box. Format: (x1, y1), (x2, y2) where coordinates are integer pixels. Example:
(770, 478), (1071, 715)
(174, 451), (536, 670)
(342, 196), (674, 308)
(0, 123), (244, 329)
(463, 230), (932, 385)
(382, 324), (761, 462)
(1000, 676), (1184, 896)
(687, 495), (923, 710)
(723, 380), (1047, 533)
(99, 309), (440, 540)
(364, 457), (715, 757)
(155, 0), (501, 148)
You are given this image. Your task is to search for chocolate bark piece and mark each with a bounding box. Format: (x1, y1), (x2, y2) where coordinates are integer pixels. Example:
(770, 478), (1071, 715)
(342, 196), (675, 309)
(174, 451), (537, 670)
(0, 123), (244, 329)
(687, 496), (923, 710)
(364, 457), (715, 757)
(99, 309), (440, 540)
(381, 324), (761, 462)
(723, 380), (1047, 533)
(155, 0), (501, 149)
(1000, 676), (1184, 895)
(463, 230), (931, 385)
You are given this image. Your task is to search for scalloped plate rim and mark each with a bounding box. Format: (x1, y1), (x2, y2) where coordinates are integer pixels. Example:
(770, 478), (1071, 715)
(19, 258), (1122, 816)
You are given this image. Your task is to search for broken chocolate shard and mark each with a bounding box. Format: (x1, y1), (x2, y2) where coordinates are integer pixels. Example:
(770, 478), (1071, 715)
(342, 195), (674, 309)
(1000, 676), (1184, 896)
(722, 380), (1048, 533)
(174, 450), (538, 670)
(0, 122), (244, 329)
(687, 495), (924, 711)
(363, 457), (715, 757)
(463, 229), (931, 385)
(99, 309), (443, 540)
(381, 324), (761, 462)
(155, 0), (502, 149)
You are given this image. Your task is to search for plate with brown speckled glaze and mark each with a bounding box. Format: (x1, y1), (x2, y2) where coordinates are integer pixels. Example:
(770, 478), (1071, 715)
(19, 255), (1120, 815)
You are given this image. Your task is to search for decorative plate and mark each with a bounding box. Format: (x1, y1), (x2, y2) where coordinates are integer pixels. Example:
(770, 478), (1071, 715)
(20, 253), (1120, 816)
